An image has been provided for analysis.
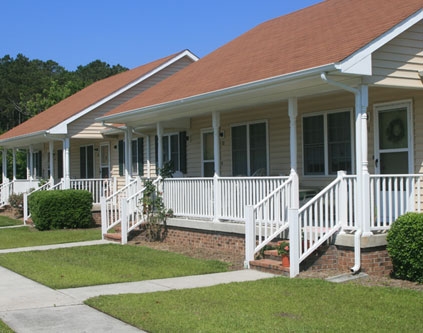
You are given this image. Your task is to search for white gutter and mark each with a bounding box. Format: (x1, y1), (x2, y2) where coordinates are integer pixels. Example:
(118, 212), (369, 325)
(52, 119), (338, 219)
(98, 63), (337, 123)
(320, 72), (362, 274)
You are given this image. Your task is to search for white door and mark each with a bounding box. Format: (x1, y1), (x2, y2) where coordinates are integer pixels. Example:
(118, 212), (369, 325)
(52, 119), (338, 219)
(374, 101), (413, 223)
(374, 101), (412, 175)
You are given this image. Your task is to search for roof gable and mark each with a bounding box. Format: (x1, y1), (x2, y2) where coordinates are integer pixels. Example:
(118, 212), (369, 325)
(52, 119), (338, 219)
(0, 50), (198, 142)
(105, 0), (423, 118)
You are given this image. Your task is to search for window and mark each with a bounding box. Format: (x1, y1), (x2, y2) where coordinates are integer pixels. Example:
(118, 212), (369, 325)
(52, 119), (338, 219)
(31, 151), (42, 178)
(155, 132), (187, 174)
(202, 131), (214, 177)
(57, 149), (63, 179)
(303, 110), (352, 176)
(118, 138), (144, 176)
(80, 145), (94, 179)
(231, 122), (267, 176)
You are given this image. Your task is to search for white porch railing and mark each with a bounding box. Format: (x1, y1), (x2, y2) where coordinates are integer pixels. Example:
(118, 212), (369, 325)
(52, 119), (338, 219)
(23, 179), (55, 223)
(162, 175), (288, 221)
(0, 179), (13, 206)
(101, 177), (142, 238)
(244, 176), (293, 266)
(298, 172), (347, 264)
(70, 178), (115, 204)
(120, 177), (162, 244)
(370, 174), (423, 231)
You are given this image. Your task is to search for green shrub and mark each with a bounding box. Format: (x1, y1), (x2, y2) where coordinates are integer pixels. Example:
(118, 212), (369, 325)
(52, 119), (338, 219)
(387, 212), (423, 283)
(28, 190), (93, 231)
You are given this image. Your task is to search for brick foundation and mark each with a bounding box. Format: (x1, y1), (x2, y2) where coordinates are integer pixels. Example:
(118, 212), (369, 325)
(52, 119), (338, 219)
(139, 224), (394, 277)
(300, 244), (393, 276)
(165, 226), (245, 253)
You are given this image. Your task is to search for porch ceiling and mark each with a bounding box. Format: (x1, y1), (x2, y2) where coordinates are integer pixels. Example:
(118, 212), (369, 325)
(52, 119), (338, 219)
(100, 71), (362, 129)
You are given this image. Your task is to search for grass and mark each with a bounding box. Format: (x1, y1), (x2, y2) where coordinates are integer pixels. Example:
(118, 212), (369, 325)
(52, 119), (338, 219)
(0, 319), (13, 333)
(86, 277), (423, 332)
(0, 215), (23, 227)
(0, 244), (228, 289)
(0, 226), (101, 249)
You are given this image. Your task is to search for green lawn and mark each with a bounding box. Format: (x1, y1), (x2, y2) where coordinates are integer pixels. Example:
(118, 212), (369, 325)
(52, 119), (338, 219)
(0, 244), (228, 288)
(0, 215), (23, 227)
(0, 319), (13, 333)
(86, 277), (423, 333)
(0, 226), (101, 249)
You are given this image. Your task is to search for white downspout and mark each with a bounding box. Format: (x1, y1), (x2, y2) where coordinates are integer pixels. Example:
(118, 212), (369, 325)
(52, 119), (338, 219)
(320, 72), (366, 274)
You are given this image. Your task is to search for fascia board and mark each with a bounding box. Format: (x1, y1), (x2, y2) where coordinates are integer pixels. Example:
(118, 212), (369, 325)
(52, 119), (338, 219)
(49, 50), (199, 134)
(99, 63), (337, 124)
(337, 9), (423, 75)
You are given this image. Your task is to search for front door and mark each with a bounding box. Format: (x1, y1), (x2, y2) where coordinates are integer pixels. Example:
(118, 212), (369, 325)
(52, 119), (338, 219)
(374, 101), (412, 175)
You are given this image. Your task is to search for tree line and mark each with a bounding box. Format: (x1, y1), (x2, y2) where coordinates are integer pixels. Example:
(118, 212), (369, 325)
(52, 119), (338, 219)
(0, 54), (128, 133)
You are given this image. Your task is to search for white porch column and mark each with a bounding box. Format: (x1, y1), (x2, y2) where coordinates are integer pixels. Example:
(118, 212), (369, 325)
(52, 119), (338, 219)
(29, 145), (34, 181)
(359, 85), (371, 236)
(49, 141), (54, 183)
(212, 111), (221, 175)
(288, 97), (298, 173)
(12, 149), (16, 180)
(63, 137), (70, 189)
(125, 127), (133, 184)
(146, 135), (151, 178)
(2, 149), (7, 183)
(157, 122), (163, 172)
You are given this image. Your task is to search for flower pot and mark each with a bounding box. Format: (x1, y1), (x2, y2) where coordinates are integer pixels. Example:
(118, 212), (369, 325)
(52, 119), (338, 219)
(281, 255), (290, 267)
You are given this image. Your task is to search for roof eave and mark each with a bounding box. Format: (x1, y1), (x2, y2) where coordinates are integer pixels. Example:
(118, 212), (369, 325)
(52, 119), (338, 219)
(99, 63), (339, 124)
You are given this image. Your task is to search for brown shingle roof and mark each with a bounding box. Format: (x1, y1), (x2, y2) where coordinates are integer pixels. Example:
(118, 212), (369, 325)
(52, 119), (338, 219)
(106, 0), (422, 116)
(0, 52), (185, 141)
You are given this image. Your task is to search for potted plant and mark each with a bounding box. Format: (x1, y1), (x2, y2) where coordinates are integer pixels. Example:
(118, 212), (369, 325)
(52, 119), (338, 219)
(277, 241), (290, 267)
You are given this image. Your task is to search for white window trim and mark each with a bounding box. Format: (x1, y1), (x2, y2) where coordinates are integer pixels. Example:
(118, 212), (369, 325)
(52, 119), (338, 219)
(230, 120), (269, 176)
(80, 144), (95, 178)
(100, 142), (110, 178)
(163, 132), (180, 170)
(302, 108), (355, 177)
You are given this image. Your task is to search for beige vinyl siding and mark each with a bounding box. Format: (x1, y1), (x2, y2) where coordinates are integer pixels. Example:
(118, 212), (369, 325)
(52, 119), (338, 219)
(187, 103), (291, 177)
(371, 22), (423, 87)
(68, 57), (195, 138)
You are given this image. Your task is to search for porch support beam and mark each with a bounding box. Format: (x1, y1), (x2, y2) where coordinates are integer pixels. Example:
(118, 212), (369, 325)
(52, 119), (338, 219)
(288, 97), (298, 175)
(358, 85), (371, 236)
(212, 111), (221, 176)
(63, 137), (70, 189)
(2, 149), (7, 183)
(12, 149), (16, 180)
(29, 145), (34, 181)
(146, 135), (151, 178)
(125, 126), (133, 184)
(49, 141), (54, 183)
(157, 122), (163, 172)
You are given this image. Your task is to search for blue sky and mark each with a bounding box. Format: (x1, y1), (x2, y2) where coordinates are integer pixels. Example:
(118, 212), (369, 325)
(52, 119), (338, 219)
(2, 1), (321, 71)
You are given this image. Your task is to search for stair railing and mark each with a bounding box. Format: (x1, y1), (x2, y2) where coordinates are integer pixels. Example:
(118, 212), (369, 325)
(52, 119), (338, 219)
(101, 177), (140, 239)
(23, 179), (55, 224)
(120, 176), (162, 244)
(245, 175), (292, 267)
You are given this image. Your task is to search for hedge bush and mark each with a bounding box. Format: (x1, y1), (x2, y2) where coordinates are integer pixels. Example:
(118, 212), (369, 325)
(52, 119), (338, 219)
(28, 190), (93, 231)
(386, 212), (423, 283)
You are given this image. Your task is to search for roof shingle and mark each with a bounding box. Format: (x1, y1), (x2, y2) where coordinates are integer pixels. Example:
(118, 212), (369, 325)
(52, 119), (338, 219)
(106, 0), (422, 116)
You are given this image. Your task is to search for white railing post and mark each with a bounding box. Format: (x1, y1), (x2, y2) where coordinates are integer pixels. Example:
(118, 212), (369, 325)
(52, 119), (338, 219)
(100, 196), (107, 240)
(244, 205), (255, 268)
(213, 173), (220, 222)
(338, 171), (347, 232)
(120, 198), (128, 245)
(23, 192), (28, 225)
(289, 208), (300, 277)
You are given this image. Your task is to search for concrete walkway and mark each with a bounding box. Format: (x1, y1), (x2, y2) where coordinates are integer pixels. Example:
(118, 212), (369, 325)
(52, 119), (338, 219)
(0, 241), (275, 332)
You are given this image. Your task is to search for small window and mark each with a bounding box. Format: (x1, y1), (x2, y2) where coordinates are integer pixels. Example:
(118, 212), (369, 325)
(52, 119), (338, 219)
(202, 131), (214, 177)
(80, 145), (94, 179)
